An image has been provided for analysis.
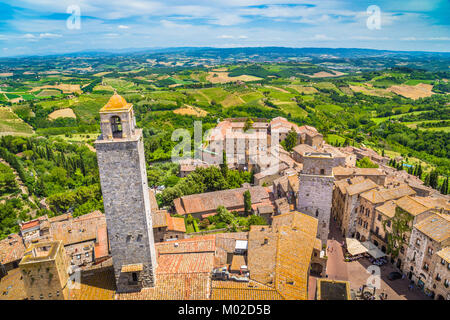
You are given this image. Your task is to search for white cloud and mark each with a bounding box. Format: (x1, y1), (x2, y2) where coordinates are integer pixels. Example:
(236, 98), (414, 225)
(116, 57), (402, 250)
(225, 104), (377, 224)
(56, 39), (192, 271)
(118, 25), (130, 29)
(39, 33), (62, 38)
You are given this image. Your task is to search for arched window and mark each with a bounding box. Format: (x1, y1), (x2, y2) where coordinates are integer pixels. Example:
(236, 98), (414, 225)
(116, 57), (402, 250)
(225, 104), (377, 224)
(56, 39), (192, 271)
(110, 116), (123, 138)
(320, 169), (325, 175)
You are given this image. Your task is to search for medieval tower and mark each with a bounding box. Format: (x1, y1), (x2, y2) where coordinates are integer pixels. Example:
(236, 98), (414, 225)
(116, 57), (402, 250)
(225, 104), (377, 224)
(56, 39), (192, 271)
(95, 93), (157, 292)
(297, 152), (335, 245)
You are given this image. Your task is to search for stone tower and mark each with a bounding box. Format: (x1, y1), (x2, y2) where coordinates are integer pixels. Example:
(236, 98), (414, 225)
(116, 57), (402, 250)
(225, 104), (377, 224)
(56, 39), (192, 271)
(19, 240), (70, 300)
(95, 93), (157, 293)
(297, 152), (335, 245)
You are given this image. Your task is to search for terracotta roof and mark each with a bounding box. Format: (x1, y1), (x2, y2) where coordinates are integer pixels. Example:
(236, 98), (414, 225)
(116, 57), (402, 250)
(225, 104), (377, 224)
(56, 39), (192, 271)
(414, 213), (450, 243)
(413, 197), (450, 212)
(148, 189), (159, 212)
(346, 179), (379, 196)
(333, 166), (386, 177)
(174, 186), (269, 216)
(287, 175), (299, 192)
(376, 200), (397, 218)
(121, 263), (143, 273)
(117, 273), (210, 300)
(94, 223), (109, 260)
(230, 254), (247, 272)
(166, 213), (186, 233)
(20, 220), (39, 231)
(274, 197), (290, 214)
(248, 212), (318, 300)
(395, 196), (432, 216)
(361, 185), (415, 204)
(155, 235), (215, 255)
(0, 234), (25, 265)
(335, 179), (349, 194)
(211, 280), (283, 300)
(50, 210), (106, 246)
(156, 252), (214, 274)
(152, 210), (168, 228)
(273, 213), (318, 300)
(436, 246), (450, 263)
(292, 144), (315, 155)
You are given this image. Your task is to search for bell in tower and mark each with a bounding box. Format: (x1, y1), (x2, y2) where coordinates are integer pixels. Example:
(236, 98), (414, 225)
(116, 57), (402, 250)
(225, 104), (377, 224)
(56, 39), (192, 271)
(98, 92), (137, 140)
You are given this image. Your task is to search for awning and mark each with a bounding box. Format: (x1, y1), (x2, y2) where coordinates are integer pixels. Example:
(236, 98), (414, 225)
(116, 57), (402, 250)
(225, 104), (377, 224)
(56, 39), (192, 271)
(345, 238), (368, 256)
(121, 263), (143, 273)
(235, 240), (248, 251)
(362, 241), (386, 259)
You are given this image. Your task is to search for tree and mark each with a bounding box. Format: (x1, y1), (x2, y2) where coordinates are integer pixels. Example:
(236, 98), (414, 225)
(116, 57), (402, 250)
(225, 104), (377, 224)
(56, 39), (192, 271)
(243, 118), (254, 132)
(248, 215), (267, 226)
(429, 170), (439, 189)
(283, 127), (297, 152)
(356, 157), (379, 168)
(243, 190), (251, 216)
(216, 206), (235, 224)
(220, 150), (228, 178)
(0, 163), (17, 195)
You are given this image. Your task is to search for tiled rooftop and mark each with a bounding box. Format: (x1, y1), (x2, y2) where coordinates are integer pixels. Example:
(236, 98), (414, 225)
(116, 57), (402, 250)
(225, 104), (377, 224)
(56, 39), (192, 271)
(156, 252), (214, 274)
(211, 280), (283, 300)
(361, 185), (415, 204)
(155, 235), (216, 255)
(436, 246), (450, 263)
(0, 233), (25, 265)
(247, 212), (318, 300)
(117, 273), (211, 300)
(395, 196), (432, 216)
(414, 213), (450, 243)
(174, 186), (269, 215)
(50, 210), (106, 246)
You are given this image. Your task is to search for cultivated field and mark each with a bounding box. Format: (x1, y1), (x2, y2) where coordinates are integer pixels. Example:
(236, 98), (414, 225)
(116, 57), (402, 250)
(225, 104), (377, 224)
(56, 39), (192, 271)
(206, 71), (262, 84)
(173, 104), (208, 117)
(386, 83), (434, 99)
(0, 107), (34, 136)
(48, 108), (77, 120)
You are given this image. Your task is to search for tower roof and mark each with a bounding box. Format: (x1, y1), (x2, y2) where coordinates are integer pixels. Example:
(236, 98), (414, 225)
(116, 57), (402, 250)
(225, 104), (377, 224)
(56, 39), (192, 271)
(100, 93), (132, 112)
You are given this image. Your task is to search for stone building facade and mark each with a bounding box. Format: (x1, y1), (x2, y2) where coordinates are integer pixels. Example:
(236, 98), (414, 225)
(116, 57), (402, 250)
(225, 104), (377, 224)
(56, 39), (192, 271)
(332, 177), (378, 238)
(429, 247), (450, 300)
(297, 153), (334, 244)
(95, 94), (157, 293)
(19, 240), (69, 300)
(404, 213), (450, 294)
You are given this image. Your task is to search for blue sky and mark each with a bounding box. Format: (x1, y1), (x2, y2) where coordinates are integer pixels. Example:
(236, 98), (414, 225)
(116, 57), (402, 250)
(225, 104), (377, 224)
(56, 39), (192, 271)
(0, 0), (449, 57)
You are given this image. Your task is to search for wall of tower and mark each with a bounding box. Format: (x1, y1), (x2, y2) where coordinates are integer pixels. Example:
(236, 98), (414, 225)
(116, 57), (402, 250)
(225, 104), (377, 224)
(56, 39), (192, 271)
(95, 129), (157, 292)
(297, 174), (334, 245)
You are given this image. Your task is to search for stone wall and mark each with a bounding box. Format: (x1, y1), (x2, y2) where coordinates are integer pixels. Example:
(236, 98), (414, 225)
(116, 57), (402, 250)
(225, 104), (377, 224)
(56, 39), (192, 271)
(297, 174), (334, 244)
(95, 129), (157, 293)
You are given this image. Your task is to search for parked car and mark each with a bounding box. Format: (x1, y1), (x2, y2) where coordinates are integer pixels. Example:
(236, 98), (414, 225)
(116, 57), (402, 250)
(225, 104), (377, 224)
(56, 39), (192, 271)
(388, 271), (402, 280)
